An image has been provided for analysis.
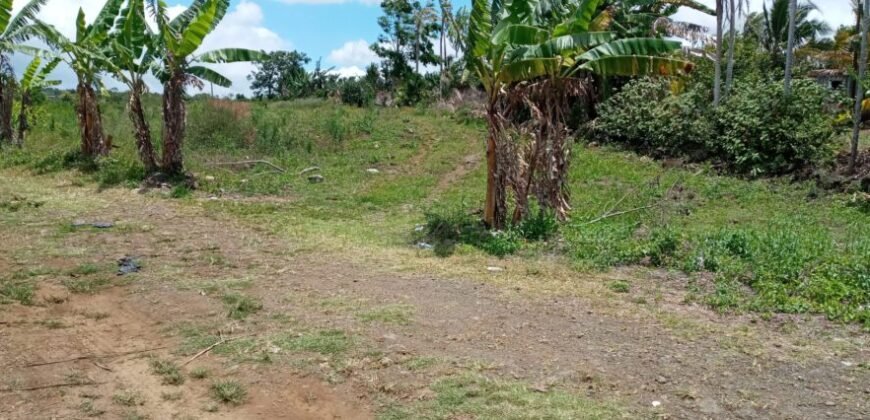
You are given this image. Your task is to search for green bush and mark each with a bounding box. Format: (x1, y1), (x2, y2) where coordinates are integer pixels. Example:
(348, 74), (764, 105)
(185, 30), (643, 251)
(713, 80), (839, 176)
(593, 78), (841, 176)
(339, 78), (374, 107)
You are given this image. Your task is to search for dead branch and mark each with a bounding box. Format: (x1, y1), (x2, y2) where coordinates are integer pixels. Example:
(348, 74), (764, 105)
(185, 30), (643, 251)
(23, 345), (170, 368)
(182, 334), (253, 366)
(209, 160), (286, 173)
(1, 381), (104, 393)
(582, 178), (683, 226)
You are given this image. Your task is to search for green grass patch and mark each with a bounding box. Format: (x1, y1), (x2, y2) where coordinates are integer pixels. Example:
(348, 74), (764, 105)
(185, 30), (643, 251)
(210, 380), (247, 406)
(0, 280), (35, 305)
(357, 304), (415, 326)
(380, 374), (621, 420)
(274, 329), (352, 355)
(221, 292), (263, 320)
(149, 358), (185, 385)
(63, 277), (112, 294)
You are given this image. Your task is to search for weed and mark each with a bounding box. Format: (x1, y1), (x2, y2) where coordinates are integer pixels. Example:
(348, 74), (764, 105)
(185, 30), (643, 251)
(78, 400), (105, 417)
(190, 367), (210, 380)
(210, 380), (247, 405)
(161, 391), (183, 401)
(112, 390), (145, 407)
(149, 358), (185, 385)
(170, 185), (192, 199)
(608, 281), (631, 294)
(40, 319), (66, 329)
(275, 329), (351, 355)
(357, 304), (415, 325)
(68, 263), (100, 276)
(63, 277), (111, 294)
(222, 292), (263, 320)
(0, 281), (34, 305)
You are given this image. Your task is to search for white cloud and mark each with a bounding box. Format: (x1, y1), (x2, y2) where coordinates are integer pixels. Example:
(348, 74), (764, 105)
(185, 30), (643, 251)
(328, 39), (379, 68)
(329, 66), (367, 78)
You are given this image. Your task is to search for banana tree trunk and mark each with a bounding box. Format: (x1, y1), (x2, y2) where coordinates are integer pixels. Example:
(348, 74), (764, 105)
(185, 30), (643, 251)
(129, 80), (158, 173)
(16, 91), (30, 147)
(76, 80), (108, 158)
(484, 105), (507, 230)
(0, 76), (14, 146)
(161, 69), (186, 175)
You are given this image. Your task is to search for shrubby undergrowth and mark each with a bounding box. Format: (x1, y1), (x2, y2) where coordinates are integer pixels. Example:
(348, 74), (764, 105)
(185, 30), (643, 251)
(593, 78), (842, 176)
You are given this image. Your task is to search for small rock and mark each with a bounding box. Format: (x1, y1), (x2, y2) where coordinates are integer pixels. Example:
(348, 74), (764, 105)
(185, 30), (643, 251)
(308, 175), (324, 184)
(414, 224), (425, 233)
(417, 242), (433, 250)
(204, 175), (216, 182)
(841, 361), (854, 367)
(824, 401), (836, 407)
(208, 196), (219, 201)
(651, 401), (662, 408)
(655, 376), (668, 384)
(366, 168), (380, 174)
(92, 222), (114, 229)
(117, 256), (141, 276)
(71, 220), (88, 228)
(486, 266), (504, 273)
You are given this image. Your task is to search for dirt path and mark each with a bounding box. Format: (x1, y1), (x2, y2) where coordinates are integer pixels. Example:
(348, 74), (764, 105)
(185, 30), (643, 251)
(1, 173), (867, 419)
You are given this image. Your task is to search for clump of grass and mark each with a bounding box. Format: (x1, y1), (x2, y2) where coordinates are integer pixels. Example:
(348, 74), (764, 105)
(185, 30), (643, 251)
(190, 367), (210, 380)
(149, 358), (185, 385)
(0, 280), (35, 305)
(275, 329), (351, 355)
(160, 391), (183, 401)
(222, 292), (263, 320)
(40, 319), (67, 329)
(357, 304), (415, 325)
(67, 263), (101, 276)
(608, 281), (631, 294)
(210, 380), (247, 406)
(112, 390), (145, 407)
(63, 277), (111, 294)
(78, 400), (105, 417)
(170, 185), (192, 199)
(380, 374), (621, 419)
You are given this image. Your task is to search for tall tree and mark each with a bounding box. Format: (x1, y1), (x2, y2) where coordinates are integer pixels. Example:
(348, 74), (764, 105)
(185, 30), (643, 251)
(248, 51), (310, 100)
(744, 0), (830, 65)
(725, 0), (749, 96)
(148, 0), (263, 175)
(412, 2), (439, 74)
(0, 0), (48, 147)
(714, 0), (723, 105)
(784, 0), (797, 95)
(34, 0), (126, 158)
(438, 0), (452, 96)
(372, 0), (416, 84)
(851, 0), (870, 172)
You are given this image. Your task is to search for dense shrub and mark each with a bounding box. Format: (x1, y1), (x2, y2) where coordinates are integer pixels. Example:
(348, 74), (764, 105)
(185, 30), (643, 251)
(339, 78), (374, 107)
(593, 78), (841, 176)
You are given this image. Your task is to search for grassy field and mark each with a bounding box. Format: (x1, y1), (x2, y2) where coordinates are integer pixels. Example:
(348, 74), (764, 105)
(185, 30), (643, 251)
(2, 96), (868, 327)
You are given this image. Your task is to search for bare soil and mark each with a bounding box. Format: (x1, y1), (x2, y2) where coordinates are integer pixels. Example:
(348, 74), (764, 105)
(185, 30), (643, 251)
(1, 175), (867, 419)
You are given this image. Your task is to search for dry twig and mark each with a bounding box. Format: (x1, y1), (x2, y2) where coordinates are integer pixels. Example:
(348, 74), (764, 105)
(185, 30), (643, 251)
(209, 160), (286, 173)
(24, 345), (170, 368)
(182, 334), (253, 366)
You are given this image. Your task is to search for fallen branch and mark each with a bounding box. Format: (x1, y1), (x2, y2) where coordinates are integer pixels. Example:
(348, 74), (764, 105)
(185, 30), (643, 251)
(2, 381), (104, 393)
(581, 204), (660, 226)
(23, 345), (170, 368)
(209, 160), (286, 173)
(182, 334), (253, 366)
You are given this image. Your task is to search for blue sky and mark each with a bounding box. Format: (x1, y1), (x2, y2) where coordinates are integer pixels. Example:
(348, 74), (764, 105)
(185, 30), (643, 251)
(12, 0), (854, 96)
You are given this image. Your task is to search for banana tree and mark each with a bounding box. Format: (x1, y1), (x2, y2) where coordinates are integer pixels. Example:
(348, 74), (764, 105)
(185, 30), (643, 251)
(467, 0), (692, 228)
(0, 0), (48, 146)
(108, 0), (158, 173)
(33, 0), (126, 158)
(15, 56), (58, 146)
(148, 0), (264, 175)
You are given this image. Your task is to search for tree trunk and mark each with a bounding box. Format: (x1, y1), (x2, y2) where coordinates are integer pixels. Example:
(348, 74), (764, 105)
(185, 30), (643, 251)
(852, 5), (862, 98)
(129, 80), (158, 173)
(483, 105), (507, 230)
(161, 69), (187, 175)
(851, 0), (870, 173)
(725, 0), (737, 96)
(76, 80), (108, 158)
(16, 91), (29, 147)
(784, 0), (798, 96)
(713, 0), (724, 106)
(0, 76), (14, 146)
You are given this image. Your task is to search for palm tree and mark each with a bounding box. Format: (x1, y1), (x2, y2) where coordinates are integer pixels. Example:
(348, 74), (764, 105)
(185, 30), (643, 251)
(744, 0), (830, 65)
(413, 3), (438, 73)
(34, 0), (126, 158)
(852, 0), (870, 173)
(15, 56), (58, 146)
(714, 0), (723, 105)
(0, 0), (48, 146)
(725, 0), (750, 95)
(784, 0), (797, 95)
(466, 0), (692, 228)
(148, 0), (263, 175)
